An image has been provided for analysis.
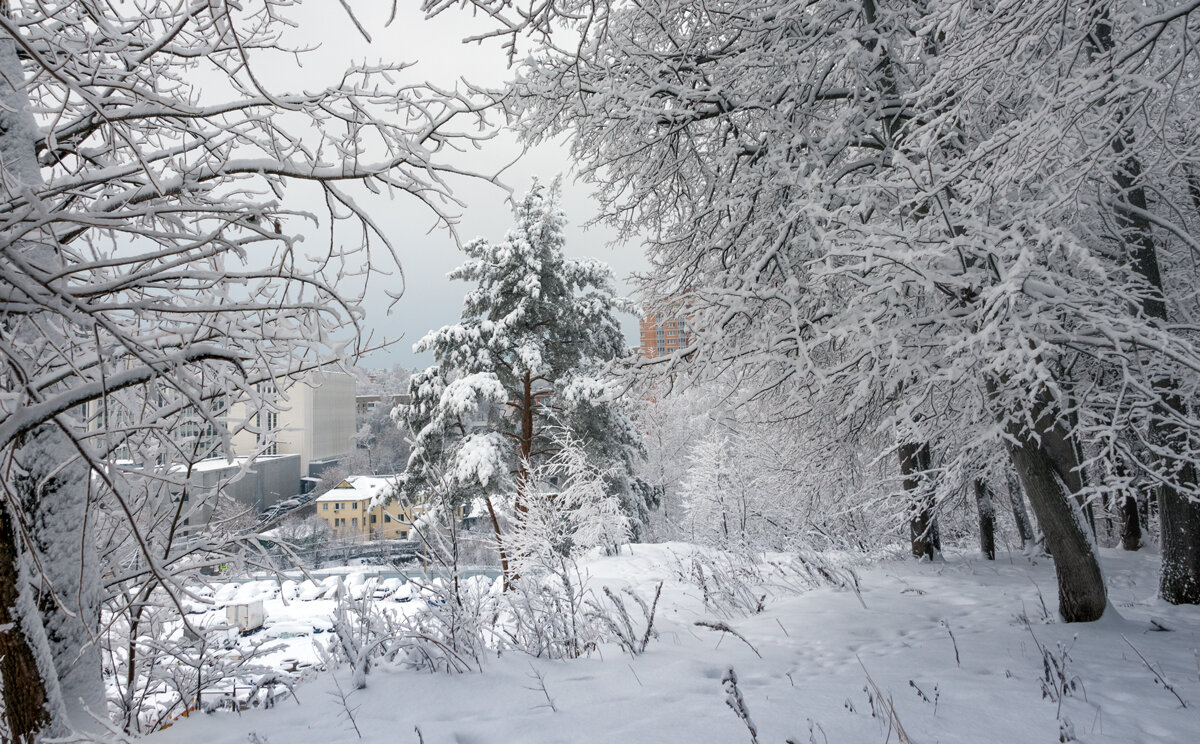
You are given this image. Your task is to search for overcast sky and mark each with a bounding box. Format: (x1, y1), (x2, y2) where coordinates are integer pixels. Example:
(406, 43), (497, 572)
(268, 3), (648, 372)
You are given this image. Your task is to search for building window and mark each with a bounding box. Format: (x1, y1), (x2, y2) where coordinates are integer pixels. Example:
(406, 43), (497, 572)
(351, 518), (358, 527)
(264, 411), (278, 455)
(352, 502), (358, 509)
(399, 530), (408, 539)
(384, 514), (392, 523)
(370, 515), (377, 524)
(322, 503), (328, 511)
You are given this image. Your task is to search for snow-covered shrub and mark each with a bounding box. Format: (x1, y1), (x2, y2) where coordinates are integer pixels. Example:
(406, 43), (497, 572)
(494, 574), (599, 660)
(675, 548), (863, 618)
(507, 436), (631, 578)
(326, 581), (394, 689)
(389, 575), (490, 674)
(584, 582), (663, 657)
(383, 560), (666, 667)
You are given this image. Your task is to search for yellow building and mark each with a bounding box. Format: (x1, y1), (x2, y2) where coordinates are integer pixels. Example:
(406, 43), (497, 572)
(315, 475), (425, 540)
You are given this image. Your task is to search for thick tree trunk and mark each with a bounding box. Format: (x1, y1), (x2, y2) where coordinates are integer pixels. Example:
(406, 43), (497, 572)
(1, 28), (100, 733)
(900, 441), (939, 560)
(1038, 406), (1096, 536)
(1004, 418), (1106, 622)
(0, 504), (54, 743)
(974, 480), (996, 560)
(13, 426), (104, 725)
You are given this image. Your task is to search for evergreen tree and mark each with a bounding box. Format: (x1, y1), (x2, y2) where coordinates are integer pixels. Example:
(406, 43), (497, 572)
(399, 180), (653, 584)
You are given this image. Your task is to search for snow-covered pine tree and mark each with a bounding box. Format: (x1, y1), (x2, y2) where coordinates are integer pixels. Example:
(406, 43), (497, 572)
(399, 180), (651, 585)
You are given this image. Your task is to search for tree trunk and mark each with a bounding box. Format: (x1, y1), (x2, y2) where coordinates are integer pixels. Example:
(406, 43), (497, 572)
(974, 480), (996, 560)
(1004, 416), (1106, 622)
(900, 441), (938, 560)
(484, 495), (514, 591)
(1037, 405), (1095, 536)
(1157, 393), (1200, 602)
(1006, 470), (1036, 549)
(13, 426), (104, 725)
(1121, 493), (1143, 552)
(1113, 459), (1142, 551)
(1, 28), (100, 733)
(0, 503), (54, 743)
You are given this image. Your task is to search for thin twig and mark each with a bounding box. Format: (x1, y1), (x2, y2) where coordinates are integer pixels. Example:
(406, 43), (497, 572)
(857, 656), (912, 744)
(1122, 635), (1188, 708)
(695, 620), (762, 658)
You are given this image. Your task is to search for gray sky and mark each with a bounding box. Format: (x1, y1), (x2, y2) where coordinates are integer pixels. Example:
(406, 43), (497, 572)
(271, 3), (647, 372)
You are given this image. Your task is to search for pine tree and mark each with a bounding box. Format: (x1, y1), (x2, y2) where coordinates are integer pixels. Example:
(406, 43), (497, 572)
(399, 180), (652, 585)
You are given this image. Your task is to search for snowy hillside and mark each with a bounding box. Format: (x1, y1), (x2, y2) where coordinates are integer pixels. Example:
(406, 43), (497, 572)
(158, 545), (1199, 744)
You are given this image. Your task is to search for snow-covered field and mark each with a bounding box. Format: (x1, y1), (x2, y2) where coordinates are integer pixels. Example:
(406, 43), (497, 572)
(159, 545), (1199, 744)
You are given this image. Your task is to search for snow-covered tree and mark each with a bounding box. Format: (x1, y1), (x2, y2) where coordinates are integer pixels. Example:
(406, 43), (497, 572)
(680, 433), (753, 548)
(399, 180), (650, 585)
(0, 1), (496, 738)
(429, 0), (1200, 622)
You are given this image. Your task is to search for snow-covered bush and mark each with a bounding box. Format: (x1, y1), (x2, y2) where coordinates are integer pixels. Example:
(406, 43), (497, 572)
(507, 435), (632, 577)
(674, 548), (863, 619)
(389, 575), (490, 674)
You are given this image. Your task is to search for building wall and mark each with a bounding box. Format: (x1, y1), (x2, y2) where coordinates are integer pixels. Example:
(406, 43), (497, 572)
(229, 371), (356, 476)
(183, 454), (300, 526)
(316, 496), (419, 540)
(256, 455), (303, 509)
(302, 371), (356, 468)
(639, 312), (692, 357)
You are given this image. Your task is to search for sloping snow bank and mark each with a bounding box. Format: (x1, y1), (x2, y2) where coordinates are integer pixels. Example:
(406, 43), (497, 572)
(157, 544), (1199, 744)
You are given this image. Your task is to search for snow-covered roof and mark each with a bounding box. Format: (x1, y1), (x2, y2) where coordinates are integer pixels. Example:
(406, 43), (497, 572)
(176, 454), (298, 474)
(314, 475), (400, 503)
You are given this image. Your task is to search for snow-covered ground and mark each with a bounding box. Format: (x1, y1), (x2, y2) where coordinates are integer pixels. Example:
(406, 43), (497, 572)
(159, 545), (1199, 743)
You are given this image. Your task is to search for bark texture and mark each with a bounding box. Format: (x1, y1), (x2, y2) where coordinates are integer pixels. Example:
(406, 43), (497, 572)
(974, 480), (996, 561)
(14, 426), (104, 724)
(900, 441), (939, 561)
(1006, 471), (1036, 549)
(1120, 494), (1142, 551)
(0, 504), (53, 742)
(1005, 423), (1106, 622)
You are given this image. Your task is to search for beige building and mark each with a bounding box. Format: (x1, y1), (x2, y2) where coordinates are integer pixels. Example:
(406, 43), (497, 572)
(232, 371), (356, 477)
(315, 475), (419, 540)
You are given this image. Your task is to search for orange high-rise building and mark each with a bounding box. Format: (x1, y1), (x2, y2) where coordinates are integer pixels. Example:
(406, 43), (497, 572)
(639, 312), (691, 357)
